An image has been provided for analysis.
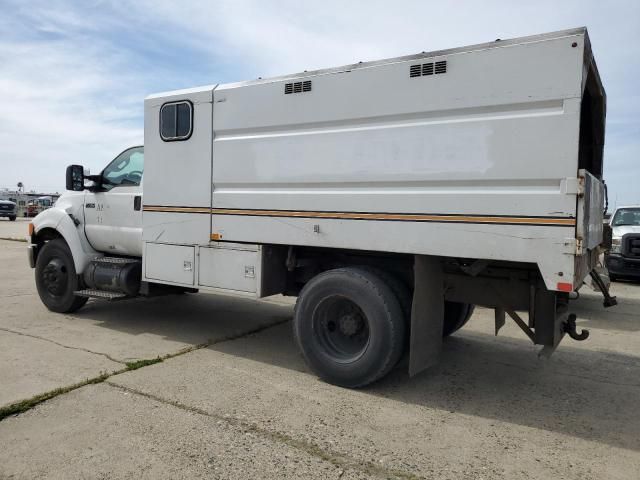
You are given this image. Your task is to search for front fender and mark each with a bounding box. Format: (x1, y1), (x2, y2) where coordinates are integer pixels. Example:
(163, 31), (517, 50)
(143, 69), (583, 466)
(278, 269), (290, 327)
(32, 207), (98, 273)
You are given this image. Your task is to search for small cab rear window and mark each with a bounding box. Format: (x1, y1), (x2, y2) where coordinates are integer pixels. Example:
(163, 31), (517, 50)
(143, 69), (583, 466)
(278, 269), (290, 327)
(160, 101), (193, 141)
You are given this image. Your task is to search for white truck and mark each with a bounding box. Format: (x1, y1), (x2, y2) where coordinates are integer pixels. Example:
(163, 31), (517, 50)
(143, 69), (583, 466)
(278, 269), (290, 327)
(606, 206), (640, 280)
(29, 27), (615, 387)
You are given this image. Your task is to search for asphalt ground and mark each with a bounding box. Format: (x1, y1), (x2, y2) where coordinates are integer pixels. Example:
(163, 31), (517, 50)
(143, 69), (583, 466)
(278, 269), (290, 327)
(0, 220), (639, 479)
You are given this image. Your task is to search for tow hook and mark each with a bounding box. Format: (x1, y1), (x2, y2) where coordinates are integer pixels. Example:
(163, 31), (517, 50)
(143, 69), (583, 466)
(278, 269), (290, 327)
(565, 314), (589, 341)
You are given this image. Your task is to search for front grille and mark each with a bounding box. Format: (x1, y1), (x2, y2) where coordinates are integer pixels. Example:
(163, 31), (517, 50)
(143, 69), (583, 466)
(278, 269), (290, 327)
(622, 234), (640, 258)
(0, 205), (11, 210)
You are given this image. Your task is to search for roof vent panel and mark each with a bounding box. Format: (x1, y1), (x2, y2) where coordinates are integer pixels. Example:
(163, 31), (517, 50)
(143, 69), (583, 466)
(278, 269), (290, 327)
(409, 60), (447, 78)
(284, 80), (312, 94)
(435, 60), (447, 74)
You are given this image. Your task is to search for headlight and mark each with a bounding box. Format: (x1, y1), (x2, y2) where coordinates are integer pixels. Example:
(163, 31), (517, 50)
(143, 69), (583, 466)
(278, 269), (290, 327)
(611, 237), (621, 254)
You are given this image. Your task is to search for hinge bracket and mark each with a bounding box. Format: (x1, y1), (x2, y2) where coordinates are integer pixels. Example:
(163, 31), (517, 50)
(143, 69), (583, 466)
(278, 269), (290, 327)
(562, 176), (585, 196)
(562, 238), (583, 256)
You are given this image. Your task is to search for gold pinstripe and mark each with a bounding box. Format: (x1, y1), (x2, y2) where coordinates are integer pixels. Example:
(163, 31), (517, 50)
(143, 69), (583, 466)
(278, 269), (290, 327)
(143, 205), (576, 226)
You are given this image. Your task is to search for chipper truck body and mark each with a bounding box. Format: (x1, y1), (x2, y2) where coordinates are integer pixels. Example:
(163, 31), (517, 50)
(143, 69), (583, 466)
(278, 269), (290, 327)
(29, 27), (614, 387)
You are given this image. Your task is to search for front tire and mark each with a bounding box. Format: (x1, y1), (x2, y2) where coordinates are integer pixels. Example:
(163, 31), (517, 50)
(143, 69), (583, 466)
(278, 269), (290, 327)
(9, 216), (16, 221)
(293, 268), (406, 388)
(35, 238), (88, 313)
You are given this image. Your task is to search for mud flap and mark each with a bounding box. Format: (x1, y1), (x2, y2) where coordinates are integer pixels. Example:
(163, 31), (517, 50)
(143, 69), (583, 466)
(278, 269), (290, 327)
(409, 255), (444, 377)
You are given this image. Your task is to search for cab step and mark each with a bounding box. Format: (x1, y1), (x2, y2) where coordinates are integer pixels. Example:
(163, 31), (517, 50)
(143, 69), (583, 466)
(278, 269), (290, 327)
(74, 289), (130, 300)
(92, 256), (141, 265)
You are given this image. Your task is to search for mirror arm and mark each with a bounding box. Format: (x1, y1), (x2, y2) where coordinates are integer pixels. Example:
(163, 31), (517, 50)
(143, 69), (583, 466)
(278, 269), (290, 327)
(85, 174), (102, 183)
(85, 174), (104, 192)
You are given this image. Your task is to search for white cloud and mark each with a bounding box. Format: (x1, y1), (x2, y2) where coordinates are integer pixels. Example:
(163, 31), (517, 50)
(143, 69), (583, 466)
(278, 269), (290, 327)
(0, 0), (638, 204)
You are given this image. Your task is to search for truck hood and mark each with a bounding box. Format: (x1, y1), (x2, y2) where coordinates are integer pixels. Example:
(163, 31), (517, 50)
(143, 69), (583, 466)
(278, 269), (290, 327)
(612, 225), (640, 238)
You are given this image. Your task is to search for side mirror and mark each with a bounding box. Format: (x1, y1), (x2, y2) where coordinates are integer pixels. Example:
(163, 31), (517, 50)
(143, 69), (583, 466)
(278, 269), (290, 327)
(65, 165), (85, 191)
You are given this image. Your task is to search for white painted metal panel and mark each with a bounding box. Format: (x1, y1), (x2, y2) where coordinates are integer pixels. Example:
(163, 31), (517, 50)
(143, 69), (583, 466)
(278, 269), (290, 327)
(199, 245), (259, 293)
(211, 35), (584, 220)
(210, 214), (575, 289)
(143, 211), (209, 245)
(143, 87), (215, 245)
(84, 184), (143, 256)
(144, 243), (195, 285)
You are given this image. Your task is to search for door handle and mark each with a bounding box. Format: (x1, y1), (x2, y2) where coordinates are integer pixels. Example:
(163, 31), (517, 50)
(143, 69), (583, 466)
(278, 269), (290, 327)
(134, 196), (142, 211)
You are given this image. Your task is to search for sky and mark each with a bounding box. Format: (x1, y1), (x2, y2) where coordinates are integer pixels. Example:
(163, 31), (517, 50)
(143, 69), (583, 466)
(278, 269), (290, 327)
(0, 0), (638, 207)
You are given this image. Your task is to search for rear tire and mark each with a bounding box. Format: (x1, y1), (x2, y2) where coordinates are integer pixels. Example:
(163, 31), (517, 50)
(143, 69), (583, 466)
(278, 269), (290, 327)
(35, 238), (88, 313)
(293, 267), (406, 388)
(443, 301), (474, 337)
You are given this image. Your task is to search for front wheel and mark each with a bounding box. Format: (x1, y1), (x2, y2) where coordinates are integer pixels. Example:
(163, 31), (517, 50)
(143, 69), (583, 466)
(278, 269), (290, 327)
(9, 216), (16, 221)
(35, 238), (88, 313)
(293, 267), (406, 388)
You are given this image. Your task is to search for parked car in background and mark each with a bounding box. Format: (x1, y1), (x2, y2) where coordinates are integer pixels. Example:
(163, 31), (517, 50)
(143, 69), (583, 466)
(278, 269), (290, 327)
(0, 200), (17, 221)
(606, 206), (640, 280)
(25, 196), (53, 217)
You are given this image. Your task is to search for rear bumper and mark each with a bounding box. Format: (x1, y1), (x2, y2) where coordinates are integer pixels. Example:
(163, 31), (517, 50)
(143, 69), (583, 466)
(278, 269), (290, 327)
(606, 254), (640, 278)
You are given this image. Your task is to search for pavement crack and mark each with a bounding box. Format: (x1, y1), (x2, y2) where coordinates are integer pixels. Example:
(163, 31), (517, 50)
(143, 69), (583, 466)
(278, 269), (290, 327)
(105, 381), (422, 480)
(0, 327), (126, 364)
(0, 317), (291, 422)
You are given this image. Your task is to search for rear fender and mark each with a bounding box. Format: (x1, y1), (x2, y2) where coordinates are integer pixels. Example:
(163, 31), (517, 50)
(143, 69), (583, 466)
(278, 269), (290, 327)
(32, 208), (98, 273)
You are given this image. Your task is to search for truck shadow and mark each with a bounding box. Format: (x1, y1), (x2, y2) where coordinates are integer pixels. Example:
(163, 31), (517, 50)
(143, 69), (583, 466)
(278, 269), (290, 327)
(74, 293), (294, 348)
(571, 287), (640, 332)
(75, 292), (640, 452)
(210, 319), (640, 453)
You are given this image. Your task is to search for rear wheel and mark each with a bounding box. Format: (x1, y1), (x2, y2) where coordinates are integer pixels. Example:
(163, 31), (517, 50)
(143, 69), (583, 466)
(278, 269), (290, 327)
(35, 238), (88, 313)
(293, 267), (406, 388)
(443, 301), (475, 337)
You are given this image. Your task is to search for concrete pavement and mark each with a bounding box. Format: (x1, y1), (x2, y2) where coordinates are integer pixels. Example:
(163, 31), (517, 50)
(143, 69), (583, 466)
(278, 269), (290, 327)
(0, 217), (29, 241)
(1, 234), (640, 479)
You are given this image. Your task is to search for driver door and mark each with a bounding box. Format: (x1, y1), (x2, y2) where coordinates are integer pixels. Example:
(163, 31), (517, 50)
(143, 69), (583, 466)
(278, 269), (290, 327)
(84, 147), (144, 257)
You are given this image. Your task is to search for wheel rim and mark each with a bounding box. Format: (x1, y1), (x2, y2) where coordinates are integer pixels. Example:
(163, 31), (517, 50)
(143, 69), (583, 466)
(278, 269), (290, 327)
(312, 295), (370, 363)
(41, 257), (69, 297)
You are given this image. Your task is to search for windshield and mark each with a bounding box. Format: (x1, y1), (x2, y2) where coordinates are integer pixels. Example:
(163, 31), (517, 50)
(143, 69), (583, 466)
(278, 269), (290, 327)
(101, 146), (144, 190)
(611, 208), (640, 227)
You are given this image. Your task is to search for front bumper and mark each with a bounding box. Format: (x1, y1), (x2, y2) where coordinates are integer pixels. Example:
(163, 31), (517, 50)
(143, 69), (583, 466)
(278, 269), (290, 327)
(0, 212), (16, 217)
(27, 244), (37, 268)
(605, 253), (640, 278)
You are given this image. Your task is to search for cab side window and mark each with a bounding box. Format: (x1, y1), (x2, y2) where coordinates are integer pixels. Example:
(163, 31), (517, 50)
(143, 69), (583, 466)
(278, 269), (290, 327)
(102, 147), (144, 190)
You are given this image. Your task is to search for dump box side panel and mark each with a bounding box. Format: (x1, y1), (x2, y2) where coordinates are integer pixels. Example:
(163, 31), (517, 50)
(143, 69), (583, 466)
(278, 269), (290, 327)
(208, 32), (586, 290)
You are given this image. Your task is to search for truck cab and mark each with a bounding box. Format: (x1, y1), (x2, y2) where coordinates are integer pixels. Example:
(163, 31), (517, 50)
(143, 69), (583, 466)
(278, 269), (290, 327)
(28, 146), (145, 312)
(0, 199), (17, 221)
(606, 206), (640, 280)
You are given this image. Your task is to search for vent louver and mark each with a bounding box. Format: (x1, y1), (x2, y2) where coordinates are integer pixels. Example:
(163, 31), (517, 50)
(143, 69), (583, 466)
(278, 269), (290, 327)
(285, 80), (312, 94)
(409, 60), (447, 78)
(435, 61), (447, 74)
